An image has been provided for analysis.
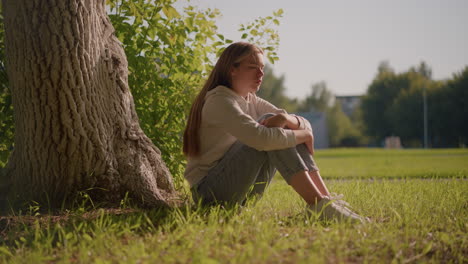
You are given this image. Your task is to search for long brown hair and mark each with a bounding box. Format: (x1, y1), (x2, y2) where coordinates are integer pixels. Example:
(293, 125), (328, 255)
(183, 42), (263, 157)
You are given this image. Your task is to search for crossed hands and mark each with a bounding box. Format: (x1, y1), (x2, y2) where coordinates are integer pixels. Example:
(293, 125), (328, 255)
(259, 113), (288, 128)
(260, 113), (315, 155)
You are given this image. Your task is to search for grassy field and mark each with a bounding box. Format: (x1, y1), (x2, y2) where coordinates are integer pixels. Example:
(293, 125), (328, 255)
(0, 148), (467, 263)
(315, 148), (468, 179)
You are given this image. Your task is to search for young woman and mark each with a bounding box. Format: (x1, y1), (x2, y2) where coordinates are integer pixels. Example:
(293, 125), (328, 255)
(183, 42), (368, 223)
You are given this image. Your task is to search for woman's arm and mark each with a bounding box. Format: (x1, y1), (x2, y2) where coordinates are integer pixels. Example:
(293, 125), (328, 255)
(293, 129), (315, 155)
(254, 96), (311, 131)
(261, 113), (315, 154)
(204, 95), (297, 151)
(260, 113), (301, 130)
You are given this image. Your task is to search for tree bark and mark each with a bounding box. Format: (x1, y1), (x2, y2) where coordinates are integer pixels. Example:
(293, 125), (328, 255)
(0, 0), (178, 208)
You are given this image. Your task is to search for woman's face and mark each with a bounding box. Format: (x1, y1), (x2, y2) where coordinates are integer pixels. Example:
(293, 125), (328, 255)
(231, 52), (265, 97)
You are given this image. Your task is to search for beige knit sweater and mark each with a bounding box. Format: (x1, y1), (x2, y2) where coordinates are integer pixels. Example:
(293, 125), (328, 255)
(184, 85), (311, 187)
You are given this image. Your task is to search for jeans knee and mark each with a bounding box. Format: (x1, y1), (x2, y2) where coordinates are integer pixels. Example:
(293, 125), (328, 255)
(296, 143), (309, 154)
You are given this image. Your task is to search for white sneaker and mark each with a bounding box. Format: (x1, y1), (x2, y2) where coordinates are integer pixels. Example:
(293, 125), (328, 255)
(307, 197), (368, 224)
(326, 193), (371, 223)
(328, 193), (351, 208)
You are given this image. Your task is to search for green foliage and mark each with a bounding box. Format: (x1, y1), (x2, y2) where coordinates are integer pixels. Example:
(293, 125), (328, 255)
(106, 0), (283, 187)
(297, 81), (334, 112)
(326, 103), (361, 147)
(238, 9), (283, 64)
(361, 61), (468, 147)
(0, 4), (13, 168)
(361, 68), (413, 142)
(107, 0), (221, 187)
(429, 67), (468, 147)
(298, 82), (367, 147)
(386, 72), (433, 147)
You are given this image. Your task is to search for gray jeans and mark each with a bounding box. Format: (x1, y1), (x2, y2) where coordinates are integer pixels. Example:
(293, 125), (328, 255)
(192, 113), (319, 206)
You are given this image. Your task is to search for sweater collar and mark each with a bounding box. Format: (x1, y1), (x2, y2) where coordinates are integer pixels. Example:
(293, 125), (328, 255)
(206, 85), (252, 103)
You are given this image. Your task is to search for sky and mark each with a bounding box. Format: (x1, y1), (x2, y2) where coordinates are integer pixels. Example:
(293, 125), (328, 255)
(175, 0), (468, 98)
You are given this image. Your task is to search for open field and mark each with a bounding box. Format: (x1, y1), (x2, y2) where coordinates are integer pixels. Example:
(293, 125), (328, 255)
(315, 148), (468, 179)
(0, 149), (467, 263)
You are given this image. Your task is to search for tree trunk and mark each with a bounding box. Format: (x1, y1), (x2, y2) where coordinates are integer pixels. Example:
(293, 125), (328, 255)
(0, 0), (178, 208)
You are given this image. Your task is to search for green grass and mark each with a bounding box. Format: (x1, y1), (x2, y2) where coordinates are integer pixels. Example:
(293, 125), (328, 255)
(315, 148), (468, 179)
(1, 149), (467, 263)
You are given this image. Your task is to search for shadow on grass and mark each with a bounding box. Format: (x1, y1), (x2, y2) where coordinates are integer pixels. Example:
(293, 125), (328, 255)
(0, 194), (251, 250)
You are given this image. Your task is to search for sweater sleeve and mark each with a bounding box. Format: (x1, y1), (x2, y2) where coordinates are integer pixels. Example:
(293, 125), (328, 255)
(203, 95), (296, 151)
(254, 95), (313, 132)
(253, 95), (287, 116)
(291, 114), (313, 132)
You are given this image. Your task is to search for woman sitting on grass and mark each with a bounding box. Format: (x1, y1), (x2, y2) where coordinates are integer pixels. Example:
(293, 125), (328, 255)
(183, 42), (368, 223)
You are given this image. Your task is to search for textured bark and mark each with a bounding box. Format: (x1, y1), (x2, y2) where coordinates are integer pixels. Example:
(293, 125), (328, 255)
(1, 0), (178, 208)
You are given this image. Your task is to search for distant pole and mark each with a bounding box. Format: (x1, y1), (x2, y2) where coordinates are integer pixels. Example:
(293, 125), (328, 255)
(423, 85), (428, 148)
